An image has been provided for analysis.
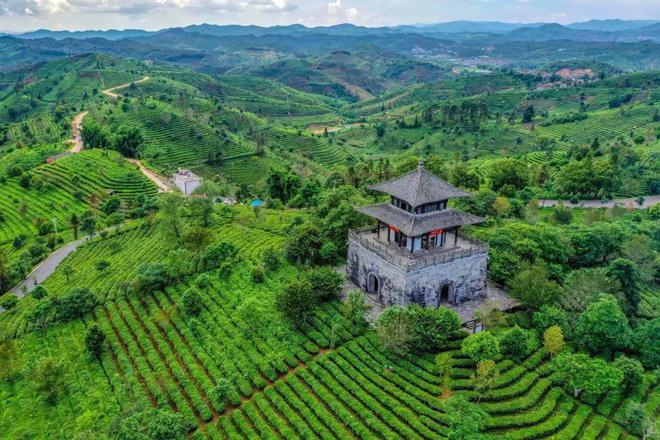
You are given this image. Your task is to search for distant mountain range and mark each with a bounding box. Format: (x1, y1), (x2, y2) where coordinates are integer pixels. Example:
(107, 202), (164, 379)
(8, 19), (659, 41)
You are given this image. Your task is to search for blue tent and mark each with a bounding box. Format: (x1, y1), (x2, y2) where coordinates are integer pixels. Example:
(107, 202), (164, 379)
(250, 199), (264, 208)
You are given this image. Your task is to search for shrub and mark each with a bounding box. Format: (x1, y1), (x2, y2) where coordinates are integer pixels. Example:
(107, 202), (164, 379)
(376, 306), (414, 356)
(261, 248), (282, 270)
(550, 352), (623, 399)
(0, 295), (18, 311)
(31, 356), (68, 404)
(181, 289), (202, 316)
(210, 379), (236, 411)
(251, 265), (265, 283)
(31, 285), (48, 300)
(116, 408), (187, 440)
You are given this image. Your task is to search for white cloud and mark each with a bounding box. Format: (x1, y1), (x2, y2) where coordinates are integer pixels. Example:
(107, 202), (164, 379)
(327, 0), (360, 21)
(0, 0), (297, 15)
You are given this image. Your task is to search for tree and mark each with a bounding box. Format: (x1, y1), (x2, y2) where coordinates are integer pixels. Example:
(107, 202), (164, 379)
(135, 263), (170, 294)
(408, 305), (462, 352)
(522, 105), (535, 123)
(106, 212), (124, 233)
(462, 331), (500, 363)
(266, 168), (301, 203)
(85, 324), (106, 360)
(488, 158), (530, 193)
(376, 307), (413, 356)
(575, 294), (631, 357)
(613, 356), (644, 396)
(532, 305), (569, 335)
(473, 359), (498, 403)
(341, 290), (371, 333)
(543, 325), (565, 356)
(306, 267), (343, 301)
(275, 279), (318, 329)
(189, 197), (214, 227)
(70, 213), (80, 240)
(0, 294), (18, 311)
(510, 264), (562, 310)
(80, 212), (97, 240)
(499, 326), (531, 361)
(181, 289), (202, 316)
(621, 401), (655, 438)
(632, 318), (659, 369)
(62, 264), (75, 282)
(57, 287), (96, 320)
(550, 352), (623, 399)
(81, 120), (110, 149)
(0, 250), (10, 294)
(562, 268), (620, 312)
(444, 395), (491, 440)
(101, 195), (121, 215)
(112, 125), (144, 157)
(181, 226), (211, 254)
(552, 203), (573, 225)
(157, 193), (184, 243)
(606, 258), (641, 315)
(203, 242), (237, 271)
(31, 356), (68, 404)
(29, 298), (54, 330)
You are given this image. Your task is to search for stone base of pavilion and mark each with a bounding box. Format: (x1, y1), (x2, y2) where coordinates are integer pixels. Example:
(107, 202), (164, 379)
(339, 270), (518, 325)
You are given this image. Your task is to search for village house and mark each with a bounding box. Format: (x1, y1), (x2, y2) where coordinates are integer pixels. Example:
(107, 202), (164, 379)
(347, 160), (489, 308)
(172, 169), (202, 196)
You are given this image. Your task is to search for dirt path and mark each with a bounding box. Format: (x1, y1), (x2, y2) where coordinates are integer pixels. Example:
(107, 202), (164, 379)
(127, 159), (172, 192)
(539, 195), (659, 210)
(69, 111), (88, 152)
(102, 76), (150, 98)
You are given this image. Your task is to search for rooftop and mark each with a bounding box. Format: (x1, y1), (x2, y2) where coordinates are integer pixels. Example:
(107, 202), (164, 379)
(356, 203), (484, 236)
(367, 160), (471, 208)
(173, 169), (201, 181)
(349, 227), (488, 273)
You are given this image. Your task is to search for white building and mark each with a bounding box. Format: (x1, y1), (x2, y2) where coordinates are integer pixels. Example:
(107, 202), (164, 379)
(172, 169), (202, 196)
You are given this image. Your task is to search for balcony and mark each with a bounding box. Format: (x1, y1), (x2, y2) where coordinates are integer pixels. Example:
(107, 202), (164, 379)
(349, 227), (488, 273)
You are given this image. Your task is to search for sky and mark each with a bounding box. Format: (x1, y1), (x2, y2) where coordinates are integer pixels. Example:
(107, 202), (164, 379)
(0, 0), (658, 33)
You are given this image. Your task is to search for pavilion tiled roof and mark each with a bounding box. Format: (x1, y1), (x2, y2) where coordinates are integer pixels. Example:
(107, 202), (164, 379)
(356, 203), (484, 237)
(367, 161), (470, 208)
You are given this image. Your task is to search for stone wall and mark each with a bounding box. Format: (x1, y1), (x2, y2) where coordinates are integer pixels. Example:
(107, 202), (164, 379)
(347, 236), (487, 308)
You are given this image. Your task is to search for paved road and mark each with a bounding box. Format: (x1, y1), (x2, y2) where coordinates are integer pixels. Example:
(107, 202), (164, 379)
(8, 236), (87, 299)
(539, 195), (659, 210)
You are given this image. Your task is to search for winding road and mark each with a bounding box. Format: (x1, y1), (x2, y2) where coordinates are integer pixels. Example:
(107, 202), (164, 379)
(102, 76), (151, 98)
(8, 236), (87, 298)
(2, 76), (169, 306)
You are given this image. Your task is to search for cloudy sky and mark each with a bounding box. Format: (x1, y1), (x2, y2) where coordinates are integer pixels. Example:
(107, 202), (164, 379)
(0, 0), (658, 33)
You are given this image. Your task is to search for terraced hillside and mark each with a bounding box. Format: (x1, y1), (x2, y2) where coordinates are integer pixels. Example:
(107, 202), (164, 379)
(0, 149), (156, 248)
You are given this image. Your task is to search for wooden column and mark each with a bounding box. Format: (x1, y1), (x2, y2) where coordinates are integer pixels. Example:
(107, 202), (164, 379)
(454, 227), (458, 245)
(377, 221), (380, 238)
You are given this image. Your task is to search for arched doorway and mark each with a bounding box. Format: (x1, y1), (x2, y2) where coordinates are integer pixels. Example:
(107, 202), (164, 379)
(438, 282), (454, 305)
(367, 273), (380, 295)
